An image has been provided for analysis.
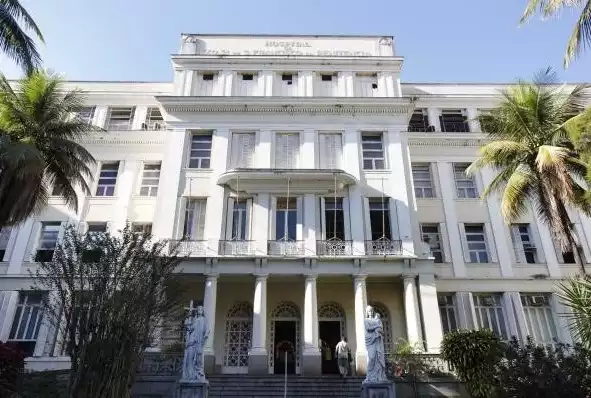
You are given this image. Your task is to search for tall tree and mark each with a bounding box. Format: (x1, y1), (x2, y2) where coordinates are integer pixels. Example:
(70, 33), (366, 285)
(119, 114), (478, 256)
(0, 72), (96, 227)
(0, 0), (44, 74)
(467, 68), (591, 274)
(521, 0), (591, 67)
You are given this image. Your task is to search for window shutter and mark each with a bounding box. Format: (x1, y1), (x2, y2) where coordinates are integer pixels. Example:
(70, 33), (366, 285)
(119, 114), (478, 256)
(530, 223), (546, 263)
(319, 133), (342, 169)
(287, 134), (300, 168)
(509, 225), (525, 263)
(458, 223), (471, 263)
(342, 197), (351, 241)
(244, 133), (255, 167)
(318, 134), (329, 169)
(296, 197), (303, 240)
(484, 223), (498, 263)
(362, 197), (372, 241)
(270, 197), (277, 240)
(388, 198), (400, 241)
(275, 134), (287, 168)
(230, 134), (240, 168)
(439, 223), (452, 263)
(196, 200), (207, 240)
(27, 222), (42, 261)
(331, 134), (342, 168)
(224, 198), (235, 240)
(574, 223), (591, 263)
(245, 199), (253, 240)
(320, 197), (327, 239)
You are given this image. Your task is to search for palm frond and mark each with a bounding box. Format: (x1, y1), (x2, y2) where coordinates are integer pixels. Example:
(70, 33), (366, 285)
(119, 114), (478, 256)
(557, 276), (591, 348)
(564, 1), (591, 67)
(501, 168), (535, 221)
(0, 3), (41, 74)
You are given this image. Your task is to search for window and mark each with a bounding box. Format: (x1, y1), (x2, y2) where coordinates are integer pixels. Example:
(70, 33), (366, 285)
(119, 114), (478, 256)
(35, 222), (61, 262)
(520, 294), (558, 346)
(464, 224), (489, 263)
(87, 223), (107, 234)
(0, 227), (11, 261)
(131, 223), (152, 235)
(275, 198), (297, 240)
(189, 134), (213, 169)
(143, 107), (164, 130)
(95, 162), (119, 196)
(361, 133), (385, 170)
(72, 106), (95, 124)
(231, 133), (256, 168)
(230, 199), (249, 240)
(203, 73), (214, 81)
(472, 294), (508, 340)
(106, 107), (135, 131)
(8, 292), (45, 356)
(183, 199), (207, 240)
(440, 109), (470, 132)
(275, 133), (300, 168)
(510, 224), (537, 263)
(321, 74), (333, 82)
(421, 224), (443, 263)
(318, 133), (342, 169)
(324, 198), (345, 240)
(139, 163), (161, 197)
(282, 74), (293, 84)
(368, 198), (391, 240)
(241, 73), (254, 81)
(453, 163), (478, 198)
(437, 294), (458, 334)
(412, 163), (435, 198)
(408, 109), (430, 132)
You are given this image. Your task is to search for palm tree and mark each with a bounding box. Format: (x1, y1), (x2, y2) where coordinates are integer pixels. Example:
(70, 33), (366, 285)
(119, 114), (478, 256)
(521, 0), (591, 67)
(0, 71), (96, 226)
(0, 0), (44, 74)
(558, 276), (591, 348)
(467, 68), (591, 274)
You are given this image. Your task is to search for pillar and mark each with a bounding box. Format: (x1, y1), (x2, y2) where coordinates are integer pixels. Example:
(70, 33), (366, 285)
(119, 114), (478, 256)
(112, 160), (139, 233)
(427, 108), (441, 132)
(403, 275), (422, 347)
(302, 275), (321, 375)
(303, 194), (317, 256)
(417, 274), (443, 352)
(249, 274), (268, 374)
(353, 275), (368, 375)
(466, 108), (481, 132)
(203, 275), (218, 374)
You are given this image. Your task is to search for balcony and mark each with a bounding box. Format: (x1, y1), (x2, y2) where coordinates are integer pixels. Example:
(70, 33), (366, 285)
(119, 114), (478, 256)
(440, 121), (470, 133)
(170, 240), (208, 257)
(365, 239), (403, 256)
(268, 240), (305, 256)
(219, 240), (256, 256)
(316, 239), (353, 256)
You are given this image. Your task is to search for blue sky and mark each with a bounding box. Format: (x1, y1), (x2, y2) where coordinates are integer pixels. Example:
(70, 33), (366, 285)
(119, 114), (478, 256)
(0, 0), (589, 83)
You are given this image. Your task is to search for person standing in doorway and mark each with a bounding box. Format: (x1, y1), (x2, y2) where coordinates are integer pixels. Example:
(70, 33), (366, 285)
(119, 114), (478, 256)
(335, 336), (350, 378)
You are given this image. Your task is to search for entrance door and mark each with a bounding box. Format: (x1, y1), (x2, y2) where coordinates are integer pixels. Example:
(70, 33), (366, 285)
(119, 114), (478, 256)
(274, 321), (296, 374)
(319, 321), (341, 374)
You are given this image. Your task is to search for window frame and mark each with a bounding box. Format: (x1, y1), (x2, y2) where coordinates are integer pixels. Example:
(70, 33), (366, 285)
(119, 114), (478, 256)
(368, 198), (392, 241)
(437, 294), (458, 334)
(412, 163), (435, 198)
(106, 106), (135, 131)
(472, 293), (509, 340)
(275, 197), (298, 241)
(139, 162), (161, 197)
(72, 106), (96, 125)
(361, 132), (386, 170)
(453, 163), (478, 198)
(188, 133), (213, 169)
(95, 162), (120, 197)
(421, 223), (444, 263)
(36, 222), (61, 262)
(8, 291), (45, 357)
(464, 224), (489, 263)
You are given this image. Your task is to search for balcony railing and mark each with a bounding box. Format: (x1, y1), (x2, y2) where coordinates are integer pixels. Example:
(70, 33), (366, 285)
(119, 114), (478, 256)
(316, 239), (353, 256)
(365, 239), (403, 256)
(170, 240), (208, 257)
(268, 240), (305, 256)
(440, 121), (470, 133)
(219, 240), (256, 256)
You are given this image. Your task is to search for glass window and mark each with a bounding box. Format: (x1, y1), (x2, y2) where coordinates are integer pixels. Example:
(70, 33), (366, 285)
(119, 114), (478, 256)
(440, 109), (470, 132)
(8, 292), (45, 357)
(139, 163), (161, 197)
(72, 106), (95, 124)
(437, 294), (458, 334)
(275, 198), (297, 241)
(520, 294), (558, 347)
(511, 224), (538, 263)
(412, 163), (435, 198)
(464, 224), (489, 263)
(183, 199), (207, 240)
(421, 224), (443, 263)
(0, 227), (11, 261)
(324, 198), (345, 240)
(36, 222), (61, 262)
(95, 162), (119, 196)
(230, 200), (248, 240)
(408, 109), (430, 132)
(106, 107), (134, 131)
(143, 107), (164, 130)
(361, 133), (385, 170)
(189, 134), (213, 169)
(453, 163), (478, 198)
(472, 294), (508, 340)
(368, 198), (391, 240)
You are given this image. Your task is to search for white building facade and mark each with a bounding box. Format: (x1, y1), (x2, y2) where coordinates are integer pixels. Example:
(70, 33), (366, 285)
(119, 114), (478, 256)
(0, 34), (583, 376)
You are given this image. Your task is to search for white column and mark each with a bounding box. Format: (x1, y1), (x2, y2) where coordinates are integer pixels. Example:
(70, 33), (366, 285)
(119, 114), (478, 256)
(340, 71), (354, 97)
(303, 275), (320, 353)
(436, 162), (467, 277)
(253, 194), (270, 255)
(303, 194), (317, 256)
(403, 276), (422, 346)
(173, 70), (184, 96)
(7, 219), (34, 274)
(250, 275), (268, 354)
(417, 274), (443, 352)
(353, 275), (368, 373)
(0, 291), (19, 341)
(466, 108), (481, 133)
(112, 160), (139, 232)
(257, 129), (272, 168)
(183, 71), (195, 96)
(301, 129), (316, 169)
(222, 71), (234, 96)
(303, 71), (314, 96)
(203, 275), (218, 355)
(427, 108), (441, 132)
(152, 129), (187, 240)
(262, 71), (273, 96)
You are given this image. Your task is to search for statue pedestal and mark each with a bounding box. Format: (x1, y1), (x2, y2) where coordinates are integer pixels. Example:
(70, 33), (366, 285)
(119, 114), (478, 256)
(361, 381), (396, 398)
(175, 380), (209, 398)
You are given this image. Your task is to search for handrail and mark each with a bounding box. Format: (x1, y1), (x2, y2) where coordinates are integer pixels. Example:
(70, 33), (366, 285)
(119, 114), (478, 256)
(284, 351), (288, 398)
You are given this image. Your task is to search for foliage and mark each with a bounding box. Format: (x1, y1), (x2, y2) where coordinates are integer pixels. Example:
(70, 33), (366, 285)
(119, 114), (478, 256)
(520, 0), (591, 67)
(467, 68), (591, 274)
(441, 329), (503, 398)
(18, 370), (68, 398)
(0, 71), (98, 227)
(557, 275), (591, 348)
(496, 337), (591, 397)
(0, 0), (44, 74)
(0, 341), (25, 397)
(33, 224), (186, 398)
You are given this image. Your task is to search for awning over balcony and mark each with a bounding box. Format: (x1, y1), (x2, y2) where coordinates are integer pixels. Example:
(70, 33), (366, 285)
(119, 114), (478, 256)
(217, 168), (357, 194)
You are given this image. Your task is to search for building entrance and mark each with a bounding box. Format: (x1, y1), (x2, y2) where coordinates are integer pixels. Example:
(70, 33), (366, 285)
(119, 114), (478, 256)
(319, 320), (341, 374)
(273, 320), (296, 374)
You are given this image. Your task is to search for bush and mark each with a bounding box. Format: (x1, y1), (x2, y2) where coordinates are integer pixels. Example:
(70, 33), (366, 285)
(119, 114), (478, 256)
(0, 342), (25, 397)
(441, 329), (503, 398)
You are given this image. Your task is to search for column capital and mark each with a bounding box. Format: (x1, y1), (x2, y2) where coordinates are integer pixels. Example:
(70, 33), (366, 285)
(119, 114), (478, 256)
(403, 274), (418, 282)
(204, 274), (219, 281)
(353, 274), (367, 282)
(303, 273), (318, 281)
(253, 273), (269, 281)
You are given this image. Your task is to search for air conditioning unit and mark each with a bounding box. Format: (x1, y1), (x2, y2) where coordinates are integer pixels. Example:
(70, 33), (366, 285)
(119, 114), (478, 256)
(141, 122), (148, 130)
(481, 296), (495, 306)
(529, 295), (547, 306)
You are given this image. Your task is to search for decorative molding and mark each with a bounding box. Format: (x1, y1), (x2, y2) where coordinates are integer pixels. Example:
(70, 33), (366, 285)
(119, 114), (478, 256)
(163, 104), (410, 115)
(408, 137), (489, 147)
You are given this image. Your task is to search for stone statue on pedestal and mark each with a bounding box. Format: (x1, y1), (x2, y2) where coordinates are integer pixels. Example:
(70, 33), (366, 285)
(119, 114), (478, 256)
(362, 305), (396, 398)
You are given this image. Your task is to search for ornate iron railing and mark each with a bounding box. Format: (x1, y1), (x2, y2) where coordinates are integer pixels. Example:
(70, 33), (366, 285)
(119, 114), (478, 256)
(365, 239), (403, 256)
(316, 239), (353, 256)
(170, 240), (208, 257)
(440, 120), (470, 133)
(386, 353), (455, 381)
(218, 240), (256, 256)
(268, 240), (305, 256)
(137, 353), (182, 376)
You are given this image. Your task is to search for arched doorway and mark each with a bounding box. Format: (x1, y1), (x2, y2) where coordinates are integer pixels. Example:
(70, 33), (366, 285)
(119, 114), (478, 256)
(318, 302), (346, 374)
(370, 302), (393, 353)
(268, 301), (300, 375)
(222, 302), (253, 374)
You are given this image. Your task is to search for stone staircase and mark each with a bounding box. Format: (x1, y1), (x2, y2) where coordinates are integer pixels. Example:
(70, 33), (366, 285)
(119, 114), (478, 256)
(208, 375), (364, 398)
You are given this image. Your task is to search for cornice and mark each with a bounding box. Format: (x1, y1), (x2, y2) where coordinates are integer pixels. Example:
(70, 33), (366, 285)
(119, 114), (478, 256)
(407, 133), (489, 147)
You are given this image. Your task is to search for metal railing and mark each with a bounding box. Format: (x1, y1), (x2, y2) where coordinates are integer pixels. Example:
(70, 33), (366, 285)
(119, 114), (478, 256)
(386, 353), (454, 381)
(407, 124), (434, 132)
(365, 239), (403, 256)
(316, 240), (353, 256)
(268, 240), (305, 256)
(170, 240), (208, 257)
(219, 240), (256, 256)
(440, 121), (470, 133)
(137, 353), (182, 376)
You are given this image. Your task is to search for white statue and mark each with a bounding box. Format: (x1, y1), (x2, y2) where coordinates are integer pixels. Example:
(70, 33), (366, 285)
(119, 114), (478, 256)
(181, 302), (210, 381)
(364, 305), (387, 383)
